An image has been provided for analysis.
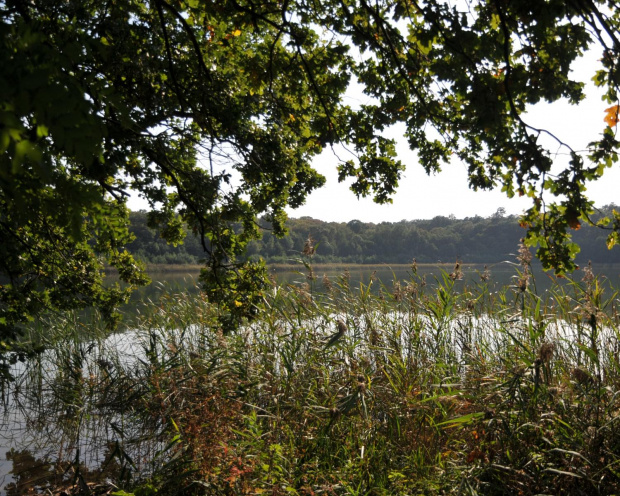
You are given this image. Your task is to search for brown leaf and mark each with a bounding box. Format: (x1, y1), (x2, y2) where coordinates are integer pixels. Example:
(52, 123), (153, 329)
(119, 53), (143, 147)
(604, 105), (619, 127)
(467, 449), (484, 463)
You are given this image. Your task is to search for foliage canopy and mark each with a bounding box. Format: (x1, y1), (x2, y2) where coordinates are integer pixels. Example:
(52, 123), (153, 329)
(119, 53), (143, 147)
(2, 0), (620, 339)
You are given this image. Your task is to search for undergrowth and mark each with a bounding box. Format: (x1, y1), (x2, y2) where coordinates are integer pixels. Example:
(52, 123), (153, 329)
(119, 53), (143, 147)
(2, 256), (620, 495)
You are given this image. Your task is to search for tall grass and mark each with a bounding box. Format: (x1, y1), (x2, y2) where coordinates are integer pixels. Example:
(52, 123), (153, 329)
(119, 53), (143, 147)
(2, 259), (620, 495)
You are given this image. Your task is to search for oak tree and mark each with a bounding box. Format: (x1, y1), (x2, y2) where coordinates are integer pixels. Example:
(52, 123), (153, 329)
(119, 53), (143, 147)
(2, 0), (620, 343)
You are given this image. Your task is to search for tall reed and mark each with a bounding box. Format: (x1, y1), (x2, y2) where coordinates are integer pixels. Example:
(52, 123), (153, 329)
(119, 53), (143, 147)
(2, 263), (620, 495)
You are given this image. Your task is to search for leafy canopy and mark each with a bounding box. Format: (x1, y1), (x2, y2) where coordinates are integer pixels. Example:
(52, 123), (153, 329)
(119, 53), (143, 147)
(1, 0), (620, 339)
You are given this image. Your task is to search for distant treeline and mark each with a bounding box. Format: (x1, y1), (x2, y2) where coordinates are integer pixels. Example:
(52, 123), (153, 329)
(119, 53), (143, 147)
(126, 206), (619, 265)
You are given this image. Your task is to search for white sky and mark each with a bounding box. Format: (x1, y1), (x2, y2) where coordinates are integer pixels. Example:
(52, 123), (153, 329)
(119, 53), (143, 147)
(128, 49), (619, 223)
(286, 52), (619, 222)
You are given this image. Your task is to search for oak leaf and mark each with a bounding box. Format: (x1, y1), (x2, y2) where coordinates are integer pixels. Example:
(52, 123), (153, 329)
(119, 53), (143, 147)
(604, 105), (619, 127)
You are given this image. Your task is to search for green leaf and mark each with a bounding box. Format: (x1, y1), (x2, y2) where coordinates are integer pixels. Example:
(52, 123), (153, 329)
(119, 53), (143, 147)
(436, 412), (485, 428)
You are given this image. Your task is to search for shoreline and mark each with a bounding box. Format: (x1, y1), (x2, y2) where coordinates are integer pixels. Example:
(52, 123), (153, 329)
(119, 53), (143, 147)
(137, 261), (483, 273)
(101, 260), (620, 278)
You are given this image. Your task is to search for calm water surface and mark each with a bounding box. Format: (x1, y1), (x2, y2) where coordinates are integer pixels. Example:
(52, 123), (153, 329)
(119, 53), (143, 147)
(128, 262), (620, 303)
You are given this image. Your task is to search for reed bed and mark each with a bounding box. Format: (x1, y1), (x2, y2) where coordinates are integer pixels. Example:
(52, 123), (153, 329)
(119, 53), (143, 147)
(2, 258), (620, 495)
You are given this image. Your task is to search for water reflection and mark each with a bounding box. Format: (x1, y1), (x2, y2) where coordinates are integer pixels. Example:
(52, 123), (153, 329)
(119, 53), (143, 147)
(0, 332), (164, 495)
(3, 444), (123, 496)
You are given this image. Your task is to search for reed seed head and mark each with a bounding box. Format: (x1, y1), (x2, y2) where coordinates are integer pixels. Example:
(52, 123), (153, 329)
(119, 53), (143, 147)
(538, 342), (555, 364)
(393, 281), (403, 301)
(517, 239), (533, 267)
(582, 260), (595, 284)
(302, 235), (316, 256)
(517, 270), (530, 292)
(449, 261), (463, 281)
(572, 367), (594, 385)
(337, 319), (347, 335)
(322, 274), (333, 291)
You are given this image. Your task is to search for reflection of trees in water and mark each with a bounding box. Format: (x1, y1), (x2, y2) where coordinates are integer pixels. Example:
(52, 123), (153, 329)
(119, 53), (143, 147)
(5, 449), (54, 496)
(1, 335), (165, 494)
(5, 444), (122, 495)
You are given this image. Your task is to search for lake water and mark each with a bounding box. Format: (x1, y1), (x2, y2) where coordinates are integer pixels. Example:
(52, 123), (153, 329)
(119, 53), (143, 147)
(125, 261), (620, 305)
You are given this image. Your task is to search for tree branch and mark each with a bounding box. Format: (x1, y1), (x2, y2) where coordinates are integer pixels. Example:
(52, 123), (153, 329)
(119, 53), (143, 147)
(155, 0), (213, 83)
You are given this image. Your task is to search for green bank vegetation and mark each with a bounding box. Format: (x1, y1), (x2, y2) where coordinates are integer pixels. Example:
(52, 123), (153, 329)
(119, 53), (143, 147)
(4, 252), (620, 495)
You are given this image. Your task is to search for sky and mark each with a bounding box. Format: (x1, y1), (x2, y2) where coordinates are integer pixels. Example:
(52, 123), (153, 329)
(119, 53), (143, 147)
(127, 49), (620, 223)
(284, 52), (620, 223)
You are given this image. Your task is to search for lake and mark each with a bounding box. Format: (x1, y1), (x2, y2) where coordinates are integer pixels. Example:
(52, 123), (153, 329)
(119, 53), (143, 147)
(121, 261), (620, 307)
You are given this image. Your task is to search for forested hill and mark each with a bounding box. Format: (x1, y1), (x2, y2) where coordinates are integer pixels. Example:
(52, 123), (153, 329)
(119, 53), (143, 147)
(126, 207), (619, 266)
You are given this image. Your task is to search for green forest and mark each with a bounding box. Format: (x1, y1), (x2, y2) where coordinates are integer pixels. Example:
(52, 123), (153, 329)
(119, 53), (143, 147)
(127, 206), (619, 266)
